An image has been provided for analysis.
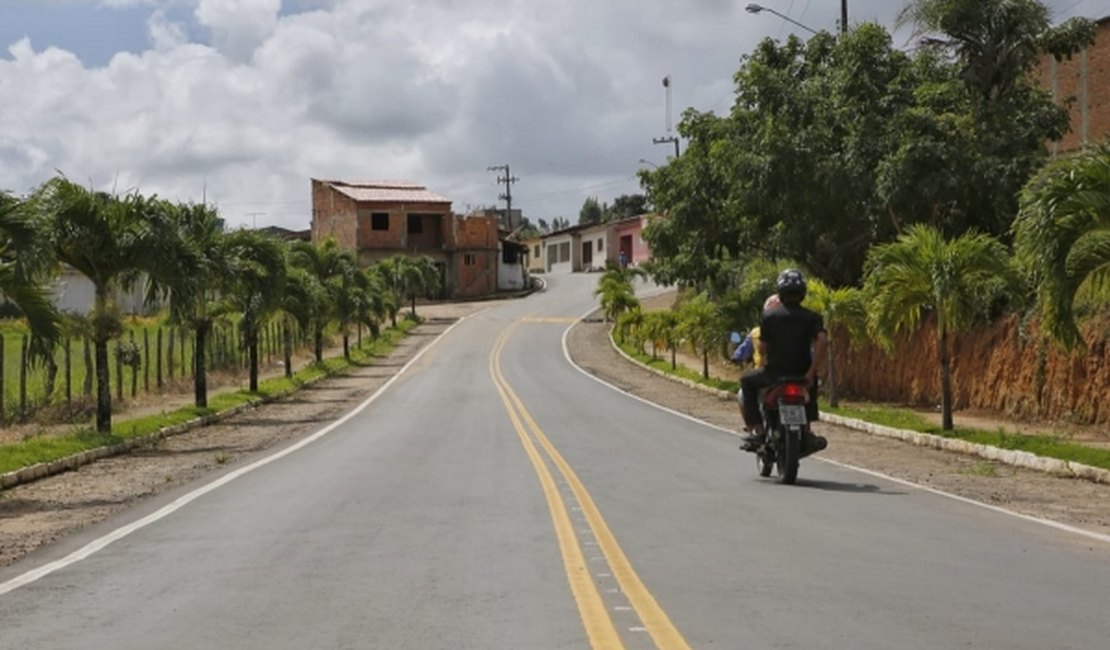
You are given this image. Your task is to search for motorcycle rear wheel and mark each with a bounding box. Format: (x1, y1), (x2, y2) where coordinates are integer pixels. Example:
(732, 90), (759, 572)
(776, 427), (800, 484)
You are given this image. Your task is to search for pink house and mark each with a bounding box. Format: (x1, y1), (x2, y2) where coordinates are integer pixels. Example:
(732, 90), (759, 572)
(612, 214), (651, 266)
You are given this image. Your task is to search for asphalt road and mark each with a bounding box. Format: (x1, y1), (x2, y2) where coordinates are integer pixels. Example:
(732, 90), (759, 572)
(1, 273), (1108, 649)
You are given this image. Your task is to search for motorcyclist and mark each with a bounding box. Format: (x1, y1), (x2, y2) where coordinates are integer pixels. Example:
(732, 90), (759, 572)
(739, 269), (828, 452)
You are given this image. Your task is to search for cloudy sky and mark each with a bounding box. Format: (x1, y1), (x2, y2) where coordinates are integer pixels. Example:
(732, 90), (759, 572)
(1, 0), (1104, 230)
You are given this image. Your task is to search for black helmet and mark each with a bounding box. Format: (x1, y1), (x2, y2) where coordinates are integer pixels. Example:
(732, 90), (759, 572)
(776, 268), (807, 302)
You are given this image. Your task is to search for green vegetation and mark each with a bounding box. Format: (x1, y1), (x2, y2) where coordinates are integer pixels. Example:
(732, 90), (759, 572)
(0, 318), (419, 476)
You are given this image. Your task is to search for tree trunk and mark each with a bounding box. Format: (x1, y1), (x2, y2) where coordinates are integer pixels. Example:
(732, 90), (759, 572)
(670, 346), (676, 371)
(314, 328), (324, 364)
(95, 339), (111, 433)
(247, 327), (260, 392)
(194, 322), (210, 408)
(938, 327), (953, 431)
(83, 337), (93, 396)
(827, 338), (839, 408)
(343, 332), (350, 361)
(702, 349), (709, 380)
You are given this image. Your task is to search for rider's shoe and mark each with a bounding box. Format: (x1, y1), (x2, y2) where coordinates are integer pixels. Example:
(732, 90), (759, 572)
(740, 429), (765, 451)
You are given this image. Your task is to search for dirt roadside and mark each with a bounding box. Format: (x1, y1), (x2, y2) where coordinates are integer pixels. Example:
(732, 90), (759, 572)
(2, 299), (1109, 569)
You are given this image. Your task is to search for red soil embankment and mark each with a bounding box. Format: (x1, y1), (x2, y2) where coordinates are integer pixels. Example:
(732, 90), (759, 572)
(833, 313), (1110, 426)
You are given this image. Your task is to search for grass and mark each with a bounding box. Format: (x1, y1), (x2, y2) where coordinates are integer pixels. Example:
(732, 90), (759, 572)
(619, 337), (1110, 473)
(0, 318), (421, 477)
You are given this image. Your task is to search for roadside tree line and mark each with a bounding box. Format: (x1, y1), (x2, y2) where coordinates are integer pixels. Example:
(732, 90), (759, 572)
(0, 176), (440, 433)
(618, 0), (1108, 430)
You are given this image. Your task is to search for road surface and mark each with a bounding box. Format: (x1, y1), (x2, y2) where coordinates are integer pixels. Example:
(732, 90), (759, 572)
(2, 274), (1108, 649)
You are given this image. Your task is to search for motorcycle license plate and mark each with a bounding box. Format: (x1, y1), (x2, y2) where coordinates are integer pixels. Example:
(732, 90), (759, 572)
(779, 403), (807, 426)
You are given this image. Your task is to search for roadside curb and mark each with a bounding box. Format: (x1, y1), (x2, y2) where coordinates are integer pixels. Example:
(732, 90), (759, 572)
(0, 374), (326, 491)
(605, 325), (1110, 485)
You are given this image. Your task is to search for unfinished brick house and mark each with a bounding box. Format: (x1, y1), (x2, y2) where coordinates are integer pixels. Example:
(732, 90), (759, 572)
(1037, 15), (1110, 153)
(310, 179), (501, 299)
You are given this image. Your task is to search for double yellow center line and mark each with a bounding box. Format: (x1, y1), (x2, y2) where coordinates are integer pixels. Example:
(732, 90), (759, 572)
(489, 323), (691, 650)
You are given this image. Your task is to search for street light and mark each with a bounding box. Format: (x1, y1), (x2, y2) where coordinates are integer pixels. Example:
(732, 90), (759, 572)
(638, 159), (659, 169)
(745, 3), (818, 35)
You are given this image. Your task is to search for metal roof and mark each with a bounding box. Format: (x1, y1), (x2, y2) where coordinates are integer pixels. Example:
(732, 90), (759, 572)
(323, 179), (451, 204)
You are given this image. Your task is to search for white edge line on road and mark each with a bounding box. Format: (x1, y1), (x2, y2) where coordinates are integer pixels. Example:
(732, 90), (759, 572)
(560, 311), (1110, 546)
(0, 316), (471, 596)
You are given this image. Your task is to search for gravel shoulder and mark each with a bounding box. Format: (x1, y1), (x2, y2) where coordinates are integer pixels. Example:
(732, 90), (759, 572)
(2, 300), (1108, 569)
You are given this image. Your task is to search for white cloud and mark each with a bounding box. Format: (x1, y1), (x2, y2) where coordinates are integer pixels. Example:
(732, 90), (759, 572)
(1, 0), (1094, 227)
(195, 0), (281, 61)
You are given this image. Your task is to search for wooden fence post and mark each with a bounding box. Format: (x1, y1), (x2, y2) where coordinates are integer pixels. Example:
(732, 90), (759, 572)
(115, 339), (123, 402)
(64, 337), (72, 405)
(156, 328), (164, 389)
(130, 330), (138, 398)
(19, 333), (28, 417)
(0, 331), (5, 422)
(143, 328), (150, 393)
(168, 326), (176, 380)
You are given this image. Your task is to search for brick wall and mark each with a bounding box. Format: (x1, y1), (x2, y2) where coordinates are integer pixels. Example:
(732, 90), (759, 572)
(1040, 18), (1110, 152)
(311, 179), (358, 249)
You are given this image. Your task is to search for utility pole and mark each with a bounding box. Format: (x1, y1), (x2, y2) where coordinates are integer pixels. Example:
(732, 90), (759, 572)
(487, 164), (519, 229)
(653, 75), (680, 158)
(840, 0), (848, 35)
(246, 211), (265, 230)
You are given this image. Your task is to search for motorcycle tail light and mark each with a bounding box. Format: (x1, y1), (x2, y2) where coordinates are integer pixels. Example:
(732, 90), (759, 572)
(782, 383), (807, 400)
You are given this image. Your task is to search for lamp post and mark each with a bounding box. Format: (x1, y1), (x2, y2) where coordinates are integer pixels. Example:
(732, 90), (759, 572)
(745, 2), (848, 35)
(744, 3), (818, 35)
(638, 159), (659, 169)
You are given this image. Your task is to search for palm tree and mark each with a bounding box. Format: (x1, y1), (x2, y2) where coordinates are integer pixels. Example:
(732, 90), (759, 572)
(677, 291), (723, 380)
(594, 262), (645, 323)
(804, 279), (868, 407)
(289, 238), (349, 363)
(332, 257), (371, 361)
(34, 178), (166, 432)
(0, 191), (60, 352)
(146, 201), (230, 409)
(1014, 144), (1110, 349)
(863, 224), (1019, 430)
(391, 255), (440, 319)
(279, 266), (323, 378)
(220, 230), (288, 392)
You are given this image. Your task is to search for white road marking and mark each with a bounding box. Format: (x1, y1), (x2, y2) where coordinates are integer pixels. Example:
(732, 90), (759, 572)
(0, 318), (469, 596)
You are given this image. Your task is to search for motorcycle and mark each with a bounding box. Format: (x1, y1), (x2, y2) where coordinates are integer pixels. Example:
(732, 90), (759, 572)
(753, 377), (825, 484)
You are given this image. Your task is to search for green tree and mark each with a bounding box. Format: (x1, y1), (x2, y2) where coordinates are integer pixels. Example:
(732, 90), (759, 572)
(279, 266), (323, 378)
(677, 291), (723, 380)
(863, 224), (1019, 430)
(579, 197), (603, 225)
(641, 309), (681, 368)
(220, 230), (288, 392)
(1014, 144), (1110, 348)
(887, 0), (1097, 239)
(804, 279), (868, 407)
(594, 262), (645, 325)
(387, 255), (439, 318)
(0, 191), (60, 352)
(146, 201), (231, 408)
(604, 194), (649, 222)
(34, 178), (167, 432)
